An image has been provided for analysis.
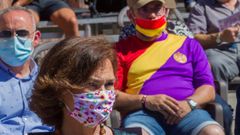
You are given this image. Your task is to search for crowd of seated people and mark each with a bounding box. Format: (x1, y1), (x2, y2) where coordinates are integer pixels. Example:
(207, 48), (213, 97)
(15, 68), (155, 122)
(0, 0), (239, 135)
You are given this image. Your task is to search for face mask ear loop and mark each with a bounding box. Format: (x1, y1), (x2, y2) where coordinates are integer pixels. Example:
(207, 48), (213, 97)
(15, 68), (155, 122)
(31, 32), (36, 42)
(62, 89), (75, 114)
(64, 103), (73, 114)
(30, 32), (36, 55)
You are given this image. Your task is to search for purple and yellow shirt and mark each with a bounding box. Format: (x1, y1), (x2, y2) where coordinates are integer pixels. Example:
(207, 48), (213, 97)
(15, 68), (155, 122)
(115, 33), (214, 100)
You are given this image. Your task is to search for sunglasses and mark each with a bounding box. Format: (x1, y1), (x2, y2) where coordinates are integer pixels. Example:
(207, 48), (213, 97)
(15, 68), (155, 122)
(0, 30), (31, 38)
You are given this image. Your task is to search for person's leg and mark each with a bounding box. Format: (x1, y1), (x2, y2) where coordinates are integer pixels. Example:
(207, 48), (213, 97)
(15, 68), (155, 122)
(206, 49), (238, 134)
(198, 125), (224, 135)
(215, 94), (233, 135)
(30, 0), (79, 37)
(168, 109), (224, 135)
(50, 7), (79, 37)
(206, 49), (239, 84)
(122, 110), (166, 135)
(235, 88), (240, 135)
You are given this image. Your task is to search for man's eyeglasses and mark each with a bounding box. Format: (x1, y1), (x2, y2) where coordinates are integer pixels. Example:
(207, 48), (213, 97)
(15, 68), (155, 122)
(139, 3), (166, 17)
(0, 30), (31, 38)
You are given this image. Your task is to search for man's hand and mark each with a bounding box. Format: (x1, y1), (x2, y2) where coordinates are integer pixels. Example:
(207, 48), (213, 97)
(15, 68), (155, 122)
(165, 100), (192, 125)
(145, 94), (181, 117)
(13, 0), (32, 6)
(178, 100), (192, 117)
(220, 25), (240, 43)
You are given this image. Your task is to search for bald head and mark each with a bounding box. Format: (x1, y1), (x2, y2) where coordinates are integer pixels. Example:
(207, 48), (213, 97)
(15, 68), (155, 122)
(0, 6), (36, 31)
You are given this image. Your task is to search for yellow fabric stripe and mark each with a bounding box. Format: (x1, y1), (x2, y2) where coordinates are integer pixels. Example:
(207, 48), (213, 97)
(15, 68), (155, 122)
(126, 34), (186, 95)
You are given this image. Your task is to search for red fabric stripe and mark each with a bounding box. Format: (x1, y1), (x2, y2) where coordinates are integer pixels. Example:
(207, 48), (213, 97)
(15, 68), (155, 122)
(135, 16), (166, 29)
(114, 36), (153, 91)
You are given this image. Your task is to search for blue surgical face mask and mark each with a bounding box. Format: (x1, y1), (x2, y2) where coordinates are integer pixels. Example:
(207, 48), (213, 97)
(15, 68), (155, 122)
(0, 36), (34, 67)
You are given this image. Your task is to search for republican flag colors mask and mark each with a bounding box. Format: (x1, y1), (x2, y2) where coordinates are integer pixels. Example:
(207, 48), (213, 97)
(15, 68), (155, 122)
(135, 16), (167, 37)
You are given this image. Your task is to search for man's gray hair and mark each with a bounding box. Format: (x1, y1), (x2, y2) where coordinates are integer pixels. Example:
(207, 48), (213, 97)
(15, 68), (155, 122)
(0, 6), (36, 31)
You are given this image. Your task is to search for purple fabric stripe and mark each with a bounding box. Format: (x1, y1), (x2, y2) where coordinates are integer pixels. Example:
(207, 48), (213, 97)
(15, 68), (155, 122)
(154, 32), (168, 42)
(140, 38), (214, 100)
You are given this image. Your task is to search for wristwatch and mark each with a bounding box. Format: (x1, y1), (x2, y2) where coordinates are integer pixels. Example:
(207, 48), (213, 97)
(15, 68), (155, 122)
(216, 32), (222, 44)
(186, 99), (198, 110)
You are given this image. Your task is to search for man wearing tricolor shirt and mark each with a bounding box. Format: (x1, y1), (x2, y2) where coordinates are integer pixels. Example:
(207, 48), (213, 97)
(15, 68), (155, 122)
(114, 0), (225, 135)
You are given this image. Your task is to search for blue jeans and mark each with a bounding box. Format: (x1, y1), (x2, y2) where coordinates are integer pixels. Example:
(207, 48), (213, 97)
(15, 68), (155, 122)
(235, 88), (240, 135)
(122, 109), (220, 135)
(215, 94), (233, 135)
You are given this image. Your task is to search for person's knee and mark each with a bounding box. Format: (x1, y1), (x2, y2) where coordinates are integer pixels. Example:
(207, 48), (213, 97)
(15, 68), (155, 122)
(50, 8), (77, 25)
(198, 125), (225, 135)
(67, 16), (78, 27)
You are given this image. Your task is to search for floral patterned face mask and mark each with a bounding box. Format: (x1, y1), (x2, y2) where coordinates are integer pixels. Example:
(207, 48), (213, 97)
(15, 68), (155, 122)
(65, 90), (116, 127)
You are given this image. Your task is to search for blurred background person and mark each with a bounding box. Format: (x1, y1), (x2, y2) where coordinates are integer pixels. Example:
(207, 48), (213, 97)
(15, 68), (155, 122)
(13, 0), (80, 37)
(187, 0), (240, 134)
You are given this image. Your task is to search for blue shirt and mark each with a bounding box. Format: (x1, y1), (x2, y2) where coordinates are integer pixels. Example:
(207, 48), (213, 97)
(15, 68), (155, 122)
(0, 60), (53, 135)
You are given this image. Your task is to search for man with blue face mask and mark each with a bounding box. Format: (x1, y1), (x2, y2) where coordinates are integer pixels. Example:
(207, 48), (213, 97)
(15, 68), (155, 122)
(0, 6), (53, 135)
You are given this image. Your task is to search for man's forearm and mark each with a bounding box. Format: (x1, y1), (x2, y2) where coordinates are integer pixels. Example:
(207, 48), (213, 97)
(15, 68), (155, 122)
(187, 85), (215, 107)
(194, 33), (219, 49)
(114, 90), (143, 113)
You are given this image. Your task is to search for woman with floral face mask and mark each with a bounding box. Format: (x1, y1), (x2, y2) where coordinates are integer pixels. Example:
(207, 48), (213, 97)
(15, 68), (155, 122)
(29, 37), (143, 135)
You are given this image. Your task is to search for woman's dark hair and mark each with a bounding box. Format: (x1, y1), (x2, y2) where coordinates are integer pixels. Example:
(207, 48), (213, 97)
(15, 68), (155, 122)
(29, 36), (117, 130)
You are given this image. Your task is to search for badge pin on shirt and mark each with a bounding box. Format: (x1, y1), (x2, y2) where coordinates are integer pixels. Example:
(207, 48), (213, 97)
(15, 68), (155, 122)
(173, 52), (187, 64)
